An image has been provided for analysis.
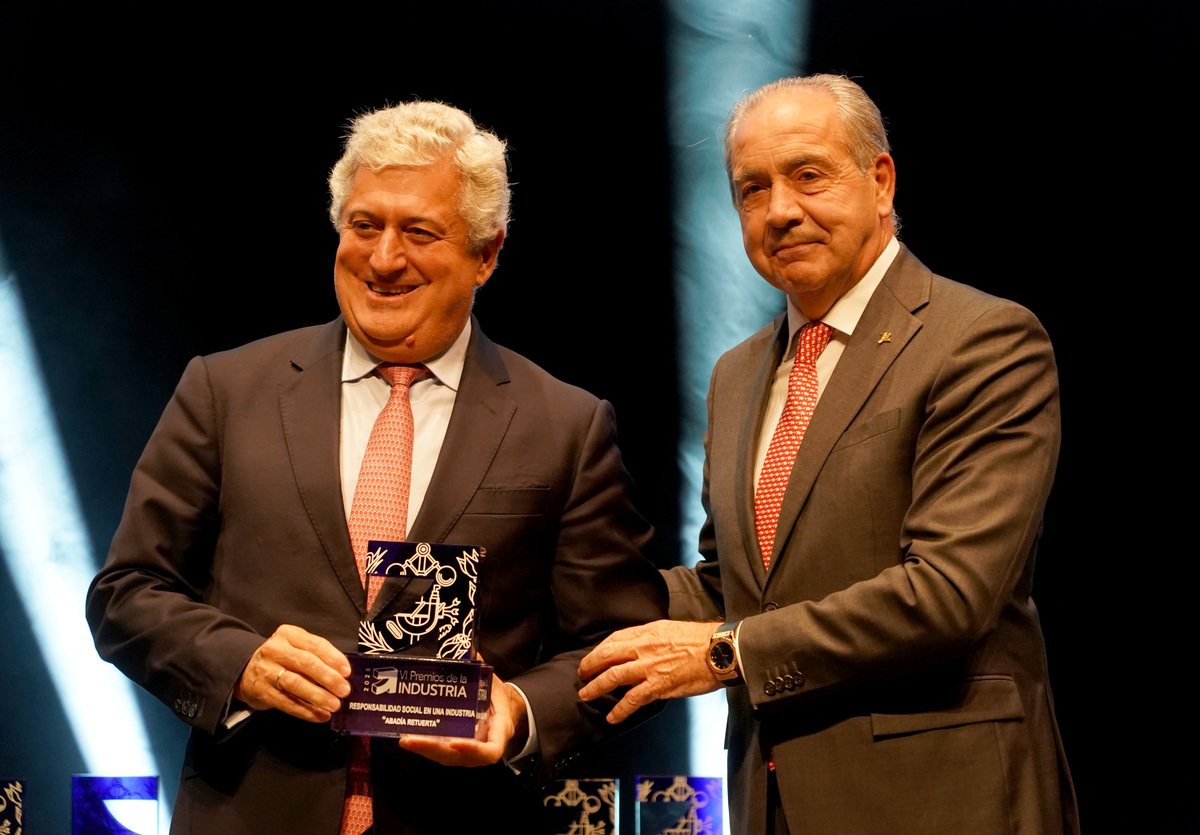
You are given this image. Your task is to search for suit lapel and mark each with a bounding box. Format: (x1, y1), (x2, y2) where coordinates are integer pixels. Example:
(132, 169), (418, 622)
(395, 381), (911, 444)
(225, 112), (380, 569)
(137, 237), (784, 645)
(735, 318), (790, 588)
(409, 321), (515, 542)
(767, 247), (931, 572)
(279, 319), (367, 614)
(370, 321), (516, 614)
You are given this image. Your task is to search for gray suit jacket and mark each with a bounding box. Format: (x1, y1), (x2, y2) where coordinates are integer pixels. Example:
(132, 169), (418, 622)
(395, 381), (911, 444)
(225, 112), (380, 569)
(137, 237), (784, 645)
(668, 247), (1078, 835)
(87, 317), (667, 834)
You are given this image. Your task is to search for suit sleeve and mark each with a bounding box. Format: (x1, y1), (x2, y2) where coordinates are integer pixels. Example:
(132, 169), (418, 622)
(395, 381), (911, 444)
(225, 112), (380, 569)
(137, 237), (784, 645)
(507, 399), (667, 781)
(663, 362), (728, 624)
(734, 302), (1060, 708)
(86, 357), (265, 734)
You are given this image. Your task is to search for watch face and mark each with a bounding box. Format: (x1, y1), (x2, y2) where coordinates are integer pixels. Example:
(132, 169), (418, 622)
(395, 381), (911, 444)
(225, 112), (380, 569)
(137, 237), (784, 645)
(709, 640), (736, 672)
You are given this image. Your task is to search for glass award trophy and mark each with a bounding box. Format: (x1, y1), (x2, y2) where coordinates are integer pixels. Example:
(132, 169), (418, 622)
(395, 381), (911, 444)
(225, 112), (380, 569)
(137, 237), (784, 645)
(71, 775), (158, 835)
(636, 775), (723, 835)
(331, 541), (492, 739)
(542, 778), (618, 835)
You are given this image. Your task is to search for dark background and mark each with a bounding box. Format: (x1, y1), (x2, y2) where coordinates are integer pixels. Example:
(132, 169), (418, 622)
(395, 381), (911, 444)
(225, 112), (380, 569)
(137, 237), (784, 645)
(1, 1), (1192, 831)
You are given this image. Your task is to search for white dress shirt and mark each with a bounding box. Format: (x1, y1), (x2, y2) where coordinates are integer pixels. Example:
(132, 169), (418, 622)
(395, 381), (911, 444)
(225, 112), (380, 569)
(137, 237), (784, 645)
(752, 236), (900, 490)
(732, 236), (900, 673)
(339, 319), (538, 761)
(339, 319), (471, 525)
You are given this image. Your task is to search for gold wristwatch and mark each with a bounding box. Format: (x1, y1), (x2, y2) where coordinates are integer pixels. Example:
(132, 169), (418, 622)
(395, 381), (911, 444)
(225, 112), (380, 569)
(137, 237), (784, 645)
(707, 622), (742, 686)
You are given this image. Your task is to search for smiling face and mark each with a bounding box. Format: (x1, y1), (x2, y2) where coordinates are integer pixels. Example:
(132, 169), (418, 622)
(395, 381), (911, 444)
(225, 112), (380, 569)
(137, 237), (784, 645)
(333, 158), (503, 363)
(730, 87), (895, 320)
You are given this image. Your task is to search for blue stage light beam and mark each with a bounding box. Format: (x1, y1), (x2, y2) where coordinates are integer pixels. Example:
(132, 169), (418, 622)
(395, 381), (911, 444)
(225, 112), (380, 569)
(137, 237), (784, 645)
(665, 0), (807, 812)
(0, 267), (163, 828)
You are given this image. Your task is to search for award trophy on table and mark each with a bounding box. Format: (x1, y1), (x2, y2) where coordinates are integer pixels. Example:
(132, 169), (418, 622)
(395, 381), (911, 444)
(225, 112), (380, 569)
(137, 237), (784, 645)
(331, 541), (492, 739)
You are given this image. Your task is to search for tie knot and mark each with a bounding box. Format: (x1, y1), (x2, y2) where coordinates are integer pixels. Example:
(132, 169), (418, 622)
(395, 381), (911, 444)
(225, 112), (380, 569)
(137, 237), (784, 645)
(379, 363), (425, 389)
(797, 322), (833, 365)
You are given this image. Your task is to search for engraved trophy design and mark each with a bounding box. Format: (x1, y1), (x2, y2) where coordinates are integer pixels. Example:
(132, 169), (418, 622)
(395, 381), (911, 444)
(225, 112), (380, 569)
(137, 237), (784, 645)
(332, 541), (493, 739)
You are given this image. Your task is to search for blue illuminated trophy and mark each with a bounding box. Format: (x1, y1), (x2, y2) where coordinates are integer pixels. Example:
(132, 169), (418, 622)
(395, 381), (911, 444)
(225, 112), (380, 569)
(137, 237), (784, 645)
(331, 541), (492, 739)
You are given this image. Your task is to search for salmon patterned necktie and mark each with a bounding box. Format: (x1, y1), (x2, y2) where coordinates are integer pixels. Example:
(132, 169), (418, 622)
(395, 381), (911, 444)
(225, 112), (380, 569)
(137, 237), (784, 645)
(340, 363), (425, 835)
(754, 322), (832, 570)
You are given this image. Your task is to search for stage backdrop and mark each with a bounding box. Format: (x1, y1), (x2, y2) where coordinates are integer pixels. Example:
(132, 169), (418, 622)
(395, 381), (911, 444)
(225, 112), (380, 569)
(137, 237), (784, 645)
(1, 0), (1192, 831)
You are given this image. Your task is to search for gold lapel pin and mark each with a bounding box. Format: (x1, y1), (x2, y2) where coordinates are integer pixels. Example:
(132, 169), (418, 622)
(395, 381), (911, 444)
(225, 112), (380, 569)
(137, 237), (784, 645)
(877, 332), (892, 344)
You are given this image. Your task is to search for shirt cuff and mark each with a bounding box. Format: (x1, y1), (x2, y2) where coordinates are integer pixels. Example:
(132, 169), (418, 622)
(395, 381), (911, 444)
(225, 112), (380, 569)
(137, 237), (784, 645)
(222, 706), (253, 730)
(732, 621), (746, 681)
(505, 682), (539, 765)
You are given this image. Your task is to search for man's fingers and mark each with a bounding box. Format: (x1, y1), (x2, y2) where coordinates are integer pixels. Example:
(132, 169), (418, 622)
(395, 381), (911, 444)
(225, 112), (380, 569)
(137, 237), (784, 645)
(240, 662), (336, 722)
(277, 624), (352, 678)
(578, 620), (724, 717)
(265, 625), (351, 697)
(396, 675), (518, 767)
(396, 718), (506, 767)
(244, 661), (341, 717)
(583, 668), (662, 724)
(282, 647), (351, 700)
(236, 624), (352, 720)
(273, 688), (335, 723)
(577, 628), (643, 681)
(606, 681), (658, 725)
(397, 735), (503, 767)
(578, 661), (640, 702)
(275, 667), (343, 713)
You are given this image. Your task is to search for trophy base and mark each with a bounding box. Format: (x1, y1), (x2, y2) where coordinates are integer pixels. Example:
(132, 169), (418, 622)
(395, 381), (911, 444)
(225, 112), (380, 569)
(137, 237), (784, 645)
(332, 654), (493, 739)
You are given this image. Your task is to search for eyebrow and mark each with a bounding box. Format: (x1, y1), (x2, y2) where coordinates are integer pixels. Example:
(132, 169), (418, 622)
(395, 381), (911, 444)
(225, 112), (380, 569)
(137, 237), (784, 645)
(342, 208), (446, 230)
(733, 152), (834, 188)
(406, 215), (444, 228)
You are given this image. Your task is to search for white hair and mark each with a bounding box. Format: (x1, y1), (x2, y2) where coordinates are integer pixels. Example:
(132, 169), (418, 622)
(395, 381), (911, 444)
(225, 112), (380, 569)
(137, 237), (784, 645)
(328, 101), (509, 254)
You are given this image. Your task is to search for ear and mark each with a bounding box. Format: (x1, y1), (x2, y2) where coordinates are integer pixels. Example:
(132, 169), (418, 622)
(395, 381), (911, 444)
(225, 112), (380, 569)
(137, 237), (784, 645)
(871, 153), (897, 218)
(475, 230), (505, 287)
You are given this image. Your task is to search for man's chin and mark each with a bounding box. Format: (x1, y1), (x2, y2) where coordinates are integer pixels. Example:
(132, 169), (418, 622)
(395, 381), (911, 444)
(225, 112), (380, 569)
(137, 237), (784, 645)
(365, 338), (423, 364)
(765, 269), (824, 297)
(363, 326), (464, 365)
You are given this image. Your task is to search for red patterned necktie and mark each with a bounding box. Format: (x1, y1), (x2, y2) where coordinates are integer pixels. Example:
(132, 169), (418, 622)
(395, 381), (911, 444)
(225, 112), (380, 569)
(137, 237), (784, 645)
(340, 363), (424, 835)
(754, 322), (833, 570)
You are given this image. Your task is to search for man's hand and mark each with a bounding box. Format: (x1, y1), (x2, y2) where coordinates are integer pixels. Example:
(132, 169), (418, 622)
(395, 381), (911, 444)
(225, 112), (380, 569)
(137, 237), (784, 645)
(397, 675), (528, 767)
(234, 624), (351, 723)
(577, 620), (722, 724)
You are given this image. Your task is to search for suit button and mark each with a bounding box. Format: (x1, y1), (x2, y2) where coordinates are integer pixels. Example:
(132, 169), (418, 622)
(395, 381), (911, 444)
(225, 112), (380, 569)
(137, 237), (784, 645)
(794, 672), (805, 687)
(763, 602), (779, 612)
(764, 681), (777, 696)
(782, 674), (796, 690)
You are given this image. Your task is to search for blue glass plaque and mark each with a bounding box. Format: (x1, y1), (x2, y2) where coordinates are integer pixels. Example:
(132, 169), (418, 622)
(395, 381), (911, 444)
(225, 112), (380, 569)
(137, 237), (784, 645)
(334, 541), (492, 738)
(0, 778), (22, 835)
(71, 775), (158, 835)
(542, 778), (618, 835)
(358, 541), (482, 659)
(332, 654), (492, 738)
(635, 775), (722, 835)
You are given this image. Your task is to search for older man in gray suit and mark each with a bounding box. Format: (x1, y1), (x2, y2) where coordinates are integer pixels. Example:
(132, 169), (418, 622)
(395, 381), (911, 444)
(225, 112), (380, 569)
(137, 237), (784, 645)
(579, 75), (1078, 835)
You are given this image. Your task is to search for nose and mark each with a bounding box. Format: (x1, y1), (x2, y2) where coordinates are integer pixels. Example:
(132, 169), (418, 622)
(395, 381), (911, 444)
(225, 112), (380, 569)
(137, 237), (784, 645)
(369, 228), (407, 276)
(765, 183), (805, 228)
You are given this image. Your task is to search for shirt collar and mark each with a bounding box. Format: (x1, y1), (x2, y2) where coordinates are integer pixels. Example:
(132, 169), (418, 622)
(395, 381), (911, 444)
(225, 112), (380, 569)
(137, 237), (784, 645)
(341, 318), (472, 392)
(786, 235), (900, 342)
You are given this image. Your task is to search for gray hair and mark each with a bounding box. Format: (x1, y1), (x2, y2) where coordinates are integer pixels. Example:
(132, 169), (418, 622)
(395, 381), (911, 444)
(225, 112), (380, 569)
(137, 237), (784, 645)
(328, 101), (510, 254)
(724, 74), (891, 191)
(724, 74), (898, 233)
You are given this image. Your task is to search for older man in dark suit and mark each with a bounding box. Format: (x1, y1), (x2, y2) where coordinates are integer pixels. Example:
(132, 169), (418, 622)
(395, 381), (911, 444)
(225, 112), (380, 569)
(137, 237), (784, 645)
(87, 101), (666, 834)
(579, 75), (1077, 835)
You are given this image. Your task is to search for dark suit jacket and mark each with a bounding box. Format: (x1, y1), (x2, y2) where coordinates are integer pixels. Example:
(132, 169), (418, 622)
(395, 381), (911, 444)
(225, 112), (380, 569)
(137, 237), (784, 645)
(667, 247), (1078, 835)
(87, 317), (667, 835)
